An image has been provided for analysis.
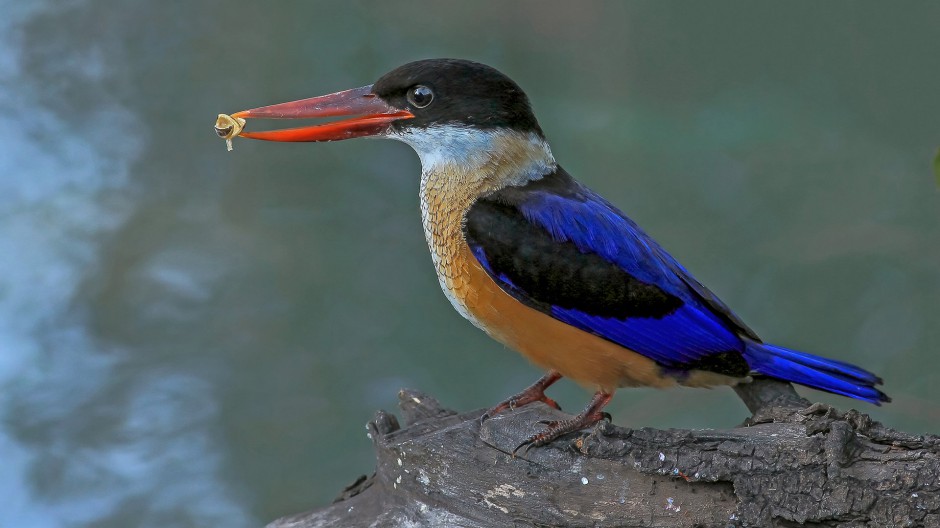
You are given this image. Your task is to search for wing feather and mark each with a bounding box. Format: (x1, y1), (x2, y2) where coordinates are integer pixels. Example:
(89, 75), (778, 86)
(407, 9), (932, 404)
(464, 167), (753, 375)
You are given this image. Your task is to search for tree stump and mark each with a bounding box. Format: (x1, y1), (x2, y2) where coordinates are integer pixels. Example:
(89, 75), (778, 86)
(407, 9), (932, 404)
(267, 380), (940, 527)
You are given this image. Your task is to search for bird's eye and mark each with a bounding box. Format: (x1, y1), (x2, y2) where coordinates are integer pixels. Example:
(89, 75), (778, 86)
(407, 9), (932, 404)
(407, 85), (434, 108)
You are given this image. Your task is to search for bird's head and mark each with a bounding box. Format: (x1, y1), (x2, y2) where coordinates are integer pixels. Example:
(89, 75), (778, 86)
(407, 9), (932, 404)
(228, 59), (555, 185)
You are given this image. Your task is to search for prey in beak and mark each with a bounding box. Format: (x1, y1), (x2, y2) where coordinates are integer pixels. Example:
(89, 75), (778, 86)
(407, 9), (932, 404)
(215, 84), (413, 149)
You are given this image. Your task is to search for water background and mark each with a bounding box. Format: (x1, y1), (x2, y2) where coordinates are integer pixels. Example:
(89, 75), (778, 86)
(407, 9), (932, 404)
(1, 2), (937, 526)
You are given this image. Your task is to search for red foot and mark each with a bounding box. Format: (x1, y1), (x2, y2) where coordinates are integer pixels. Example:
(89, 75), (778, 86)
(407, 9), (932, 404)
(481, 371), (562, 423)
(513, 391), (613, 456)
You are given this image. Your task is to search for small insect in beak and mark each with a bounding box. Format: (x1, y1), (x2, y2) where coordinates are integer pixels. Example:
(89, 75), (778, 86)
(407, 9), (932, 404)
(215, 114), (246, 151)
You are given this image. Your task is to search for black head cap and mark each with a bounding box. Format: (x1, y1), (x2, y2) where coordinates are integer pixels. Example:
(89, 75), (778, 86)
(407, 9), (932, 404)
(372, 59), (543, 137)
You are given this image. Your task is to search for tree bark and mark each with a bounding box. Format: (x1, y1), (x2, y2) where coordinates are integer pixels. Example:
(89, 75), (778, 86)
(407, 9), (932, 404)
(267, 380), (940, 527)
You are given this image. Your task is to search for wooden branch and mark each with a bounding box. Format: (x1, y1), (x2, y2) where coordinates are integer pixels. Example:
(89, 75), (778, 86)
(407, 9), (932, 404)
(267, 380), (940, 527)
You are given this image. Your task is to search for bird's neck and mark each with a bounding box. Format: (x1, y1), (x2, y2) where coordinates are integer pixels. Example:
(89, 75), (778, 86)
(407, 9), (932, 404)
(398, 125), (557, 267)
(394, 125), (556, 197)
(392, 126), (556, 325)
(403, 126), (556, 244)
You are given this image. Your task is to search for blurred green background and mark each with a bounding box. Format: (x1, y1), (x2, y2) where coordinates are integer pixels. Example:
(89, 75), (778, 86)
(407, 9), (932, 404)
(1, 1), (938, 526)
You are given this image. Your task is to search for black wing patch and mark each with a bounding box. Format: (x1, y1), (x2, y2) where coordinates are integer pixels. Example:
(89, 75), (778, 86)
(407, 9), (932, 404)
(464, 198), (683, 320)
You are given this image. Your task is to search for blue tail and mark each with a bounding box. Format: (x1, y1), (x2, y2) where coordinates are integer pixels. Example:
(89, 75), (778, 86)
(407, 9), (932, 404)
(743, 342), (890, 405)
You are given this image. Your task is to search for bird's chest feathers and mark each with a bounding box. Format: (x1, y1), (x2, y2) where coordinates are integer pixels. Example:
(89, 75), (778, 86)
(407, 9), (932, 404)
(419, 166), (488, 327)
(409, 129), (556, 328)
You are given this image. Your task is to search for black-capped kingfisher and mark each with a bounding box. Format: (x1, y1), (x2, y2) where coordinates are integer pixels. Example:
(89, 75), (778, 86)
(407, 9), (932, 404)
(222, 59), (889, 450)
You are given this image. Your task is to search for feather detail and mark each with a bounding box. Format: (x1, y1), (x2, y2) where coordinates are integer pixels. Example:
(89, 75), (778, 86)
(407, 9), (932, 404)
(464, 165), (888, 402)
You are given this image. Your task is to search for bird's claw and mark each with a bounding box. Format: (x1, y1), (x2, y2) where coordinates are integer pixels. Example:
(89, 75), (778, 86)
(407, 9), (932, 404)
(483, 396), (562, 426)
(481, 372), (563, 425)
(512, 435), (542, 458)
(479, 400), (520, 425)
(511, 397), (613, 457)
(511, 419), (576, 457)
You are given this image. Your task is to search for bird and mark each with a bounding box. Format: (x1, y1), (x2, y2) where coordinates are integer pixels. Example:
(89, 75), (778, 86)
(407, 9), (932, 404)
(221, 58), (889, 451)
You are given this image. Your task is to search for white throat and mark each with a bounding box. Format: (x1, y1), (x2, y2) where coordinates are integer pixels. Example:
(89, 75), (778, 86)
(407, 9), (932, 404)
(389, 125), (556, 186)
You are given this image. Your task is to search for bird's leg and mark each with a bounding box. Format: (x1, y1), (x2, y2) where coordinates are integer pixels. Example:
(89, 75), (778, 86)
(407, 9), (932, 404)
(481, 371), (562, 423)
(513, 390), (613, 456)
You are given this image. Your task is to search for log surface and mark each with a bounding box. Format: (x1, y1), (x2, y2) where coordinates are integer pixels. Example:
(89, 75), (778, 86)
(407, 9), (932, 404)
(267, 380), (940, 527)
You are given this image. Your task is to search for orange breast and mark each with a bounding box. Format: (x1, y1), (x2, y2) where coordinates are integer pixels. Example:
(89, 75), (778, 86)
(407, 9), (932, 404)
(416, 147), (739, 393)
(447, 243), (687, 392)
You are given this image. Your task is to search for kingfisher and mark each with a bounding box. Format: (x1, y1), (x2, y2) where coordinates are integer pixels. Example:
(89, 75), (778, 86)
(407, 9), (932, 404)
(221, 59), (889, 450)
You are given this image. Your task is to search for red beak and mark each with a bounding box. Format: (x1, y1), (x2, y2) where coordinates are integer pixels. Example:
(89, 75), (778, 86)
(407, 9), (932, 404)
(228, 85), (413, 142)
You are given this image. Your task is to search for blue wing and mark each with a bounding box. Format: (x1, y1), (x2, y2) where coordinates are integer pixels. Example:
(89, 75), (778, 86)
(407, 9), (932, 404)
(464, 167), (754, 375)
(464, 166), (890, 402)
